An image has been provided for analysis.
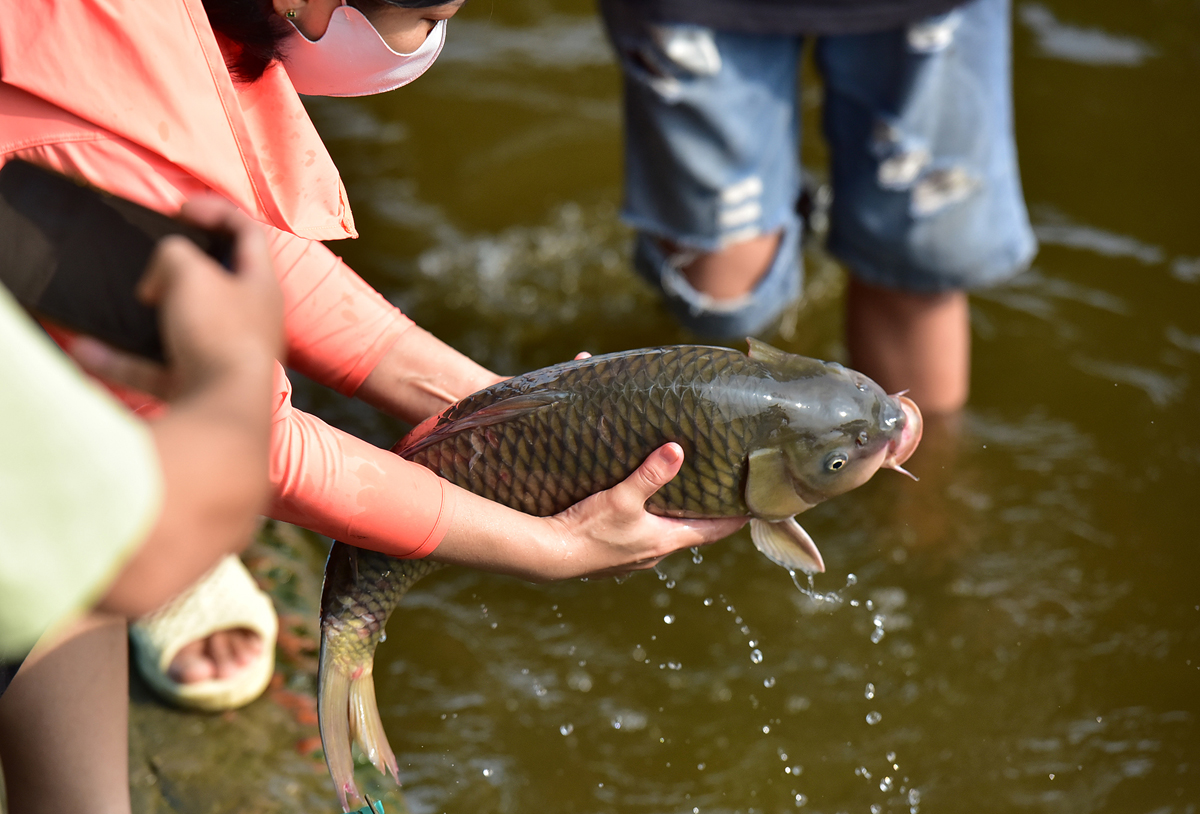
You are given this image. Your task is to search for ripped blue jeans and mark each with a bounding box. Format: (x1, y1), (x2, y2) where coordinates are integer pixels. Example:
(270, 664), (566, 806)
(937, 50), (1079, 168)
(601, 0), (1037, 338)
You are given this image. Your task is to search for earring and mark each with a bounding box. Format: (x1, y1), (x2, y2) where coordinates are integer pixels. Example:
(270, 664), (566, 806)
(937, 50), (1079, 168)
(285, 8), (297, 18)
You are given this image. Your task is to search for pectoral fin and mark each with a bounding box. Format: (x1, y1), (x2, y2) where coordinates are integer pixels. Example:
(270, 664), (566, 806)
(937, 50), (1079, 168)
(397, 392), (567, 457)
(750, 517), (826, 574)
(746, 448), (815, 520)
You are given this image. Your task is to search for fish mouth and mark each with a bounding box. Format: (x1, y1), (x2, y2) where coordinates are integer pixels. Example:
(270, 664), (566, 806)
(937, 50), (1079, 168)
(884, 396), (923, 475)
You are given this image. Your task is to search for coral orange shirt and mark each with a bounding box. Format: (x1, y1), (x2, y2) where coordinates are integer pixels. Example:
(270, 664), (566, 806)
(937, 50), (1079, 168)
(0, 0), (454, 557)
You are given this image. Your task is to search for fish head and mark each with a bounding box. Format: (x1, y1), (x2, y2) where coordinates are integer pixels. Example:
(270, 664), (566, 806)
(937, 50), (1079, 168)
(745, 341), (923, 517)
(777, 359), (923, 501)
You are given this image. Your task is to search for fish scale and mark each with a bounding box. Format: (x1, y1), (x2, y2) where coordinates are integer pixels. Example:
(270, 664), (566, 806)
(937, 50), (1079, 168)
(404, 346), (758, 519)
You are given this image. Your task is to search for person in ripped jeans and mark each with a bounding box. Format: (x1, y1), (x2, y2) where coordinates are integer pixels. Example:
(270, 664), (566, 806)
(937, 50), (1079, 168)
(599, 0), (1037, 415)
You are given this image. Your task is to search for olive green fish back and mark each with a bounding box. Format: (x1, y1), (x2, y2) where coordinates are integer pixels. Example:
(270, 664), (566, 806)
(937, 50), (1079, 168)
(398, 346), (769, 518)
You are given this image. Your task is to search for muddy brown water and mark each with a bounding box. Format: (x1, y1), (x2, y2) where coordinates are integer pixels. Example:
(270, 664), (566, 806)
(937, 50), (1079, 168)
(291, 1), (1200, 812)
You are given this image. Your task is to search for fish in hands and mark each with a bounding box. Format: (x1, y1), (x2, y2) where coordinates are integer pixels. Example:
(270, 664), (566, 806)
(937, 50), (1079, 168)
(317, 339), (922, 809)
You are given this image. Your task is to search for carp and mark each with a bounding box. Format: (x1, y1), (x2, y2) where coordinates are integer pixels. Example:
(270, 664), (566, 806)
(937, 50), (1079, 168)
(317, 340), (922, 809)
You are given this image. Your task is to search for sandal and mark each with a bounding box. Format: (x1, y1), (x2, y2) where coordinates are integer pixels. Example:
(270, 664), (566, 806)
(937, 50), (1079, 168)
(130, 554), (278, 712)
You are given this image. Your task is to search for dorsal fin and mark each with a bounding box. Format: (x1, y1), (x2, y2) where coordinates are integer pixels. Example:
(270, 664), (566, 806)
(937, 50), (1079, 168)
(745, 338), (828, 378)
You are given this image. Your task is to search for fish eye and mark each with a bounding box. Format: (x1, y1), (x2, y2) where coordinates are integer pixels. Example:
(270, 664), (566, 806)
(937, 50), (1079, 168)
(825, 453), (848, 472)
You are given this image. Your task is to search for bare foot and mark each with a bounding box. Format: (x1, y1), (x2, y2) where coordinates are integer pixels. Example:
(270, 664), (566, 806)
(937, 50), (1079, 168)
(166, 628), (262, 683)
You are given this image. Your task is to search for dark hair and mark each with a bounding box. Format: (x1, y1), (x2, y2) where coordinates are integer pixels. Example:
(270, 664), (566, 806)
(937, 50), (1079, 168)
(202, 0), (459, 84)
(201, 0), (290, 83)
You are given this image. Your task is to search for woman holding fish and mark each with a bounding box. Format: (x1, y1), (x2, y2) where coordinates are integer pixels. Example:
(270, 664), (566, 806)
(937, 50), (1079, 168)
(0, 0), (745, 810)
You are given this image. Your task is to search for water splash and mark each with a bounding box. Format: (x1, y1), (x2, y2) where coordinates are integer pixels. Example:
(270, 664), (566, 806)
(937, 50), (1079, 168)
(788, 569), (844, 604)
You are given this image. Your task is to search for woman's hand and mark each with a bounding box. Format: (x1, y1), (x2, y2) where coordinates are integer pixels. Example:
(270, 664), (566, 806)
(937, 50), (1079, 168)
(544, 442), (748, 580)
(430, 443), (747, 583)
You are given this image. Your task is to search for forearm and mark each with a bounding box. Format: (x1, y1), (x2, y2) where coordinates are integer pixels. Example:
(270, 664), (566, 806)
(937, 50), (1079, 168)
(97, 356), (275, 617)
(425, 446), (748, 583)
(356, 325), (506, 425)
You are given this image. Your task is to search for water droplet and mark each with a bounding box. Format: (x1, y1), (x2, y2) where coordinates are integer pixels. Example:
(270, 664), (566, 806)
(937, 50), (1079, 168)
(656, 568), (668, 581)
(703, 597), (714, 606)
(692, 548), (704, 564)
(750, 649), (764, 664)
(880, 776), (894, 792)
(763, 725), (771, 733)
(850, 599), (860, 607)
(778, 751), (789, 761)
(697, 763), (706, 771)
(866, 711), (882, 725)
(482, 768), (492, 777)
(379, 631), (387, 642)
(764, 677), (776, 688)
(871, 805), (882, 814)
(846, 573), (858, 586)
(907, 789), (921, 806)
(794, 793), (808, 807)
(856, 766), (872, 779)
(560, 723), (574, 736)
(666, 579), (676, 589)
(866, 599), (875, 611)
(664, 614), (675, 625)
(870, 627), (886, 644)
(865, 682), (876, 699)
(490, 621), (498, 629)
(612, 718), (622, 730)
(887, 751), (896, 762)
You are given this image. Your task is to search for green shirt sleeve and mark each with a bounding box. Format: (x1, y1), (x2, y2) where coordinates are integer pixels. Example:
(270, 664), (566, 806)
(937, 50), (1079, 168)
(0, 286), (163, 658)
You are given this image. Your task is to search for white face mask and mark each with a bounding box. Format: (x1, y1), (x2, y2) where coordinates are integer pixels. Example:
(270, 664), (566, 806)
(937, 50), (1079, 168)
(282, 3), (446, 97)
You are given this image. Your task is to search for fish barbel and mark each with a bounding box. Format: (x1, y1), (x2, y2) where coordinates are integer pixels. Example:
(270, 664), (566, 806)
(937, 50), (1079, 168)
(318, 340), (922, 809)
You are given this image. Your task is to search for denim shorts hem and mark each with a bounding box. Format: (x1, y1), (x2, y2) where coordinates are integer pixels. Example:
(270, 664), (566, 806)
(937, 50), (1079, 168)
(830, 236), (1037, 294)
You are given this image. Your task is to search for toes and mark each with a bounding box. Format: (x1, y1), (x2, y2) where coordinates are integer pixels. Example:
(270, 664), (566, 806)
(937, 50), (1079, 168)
(168, 628), (264, 683)
(167, 639), (216, 683)
(229, 628), (263, 667)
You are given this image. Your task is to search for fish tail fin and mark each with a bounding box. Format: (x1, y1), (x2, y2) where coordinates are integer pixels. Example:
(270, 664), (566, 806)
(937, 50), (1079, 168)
(318, 642), (365, 812)
(349, 668), (399, 782)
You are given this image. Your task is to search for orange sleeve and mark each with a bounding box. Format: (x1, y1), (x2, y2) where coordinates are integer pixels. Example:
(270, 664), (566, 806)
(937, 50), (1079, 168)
(265, 227), (414, 397)
(266, 366), (455, 558)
